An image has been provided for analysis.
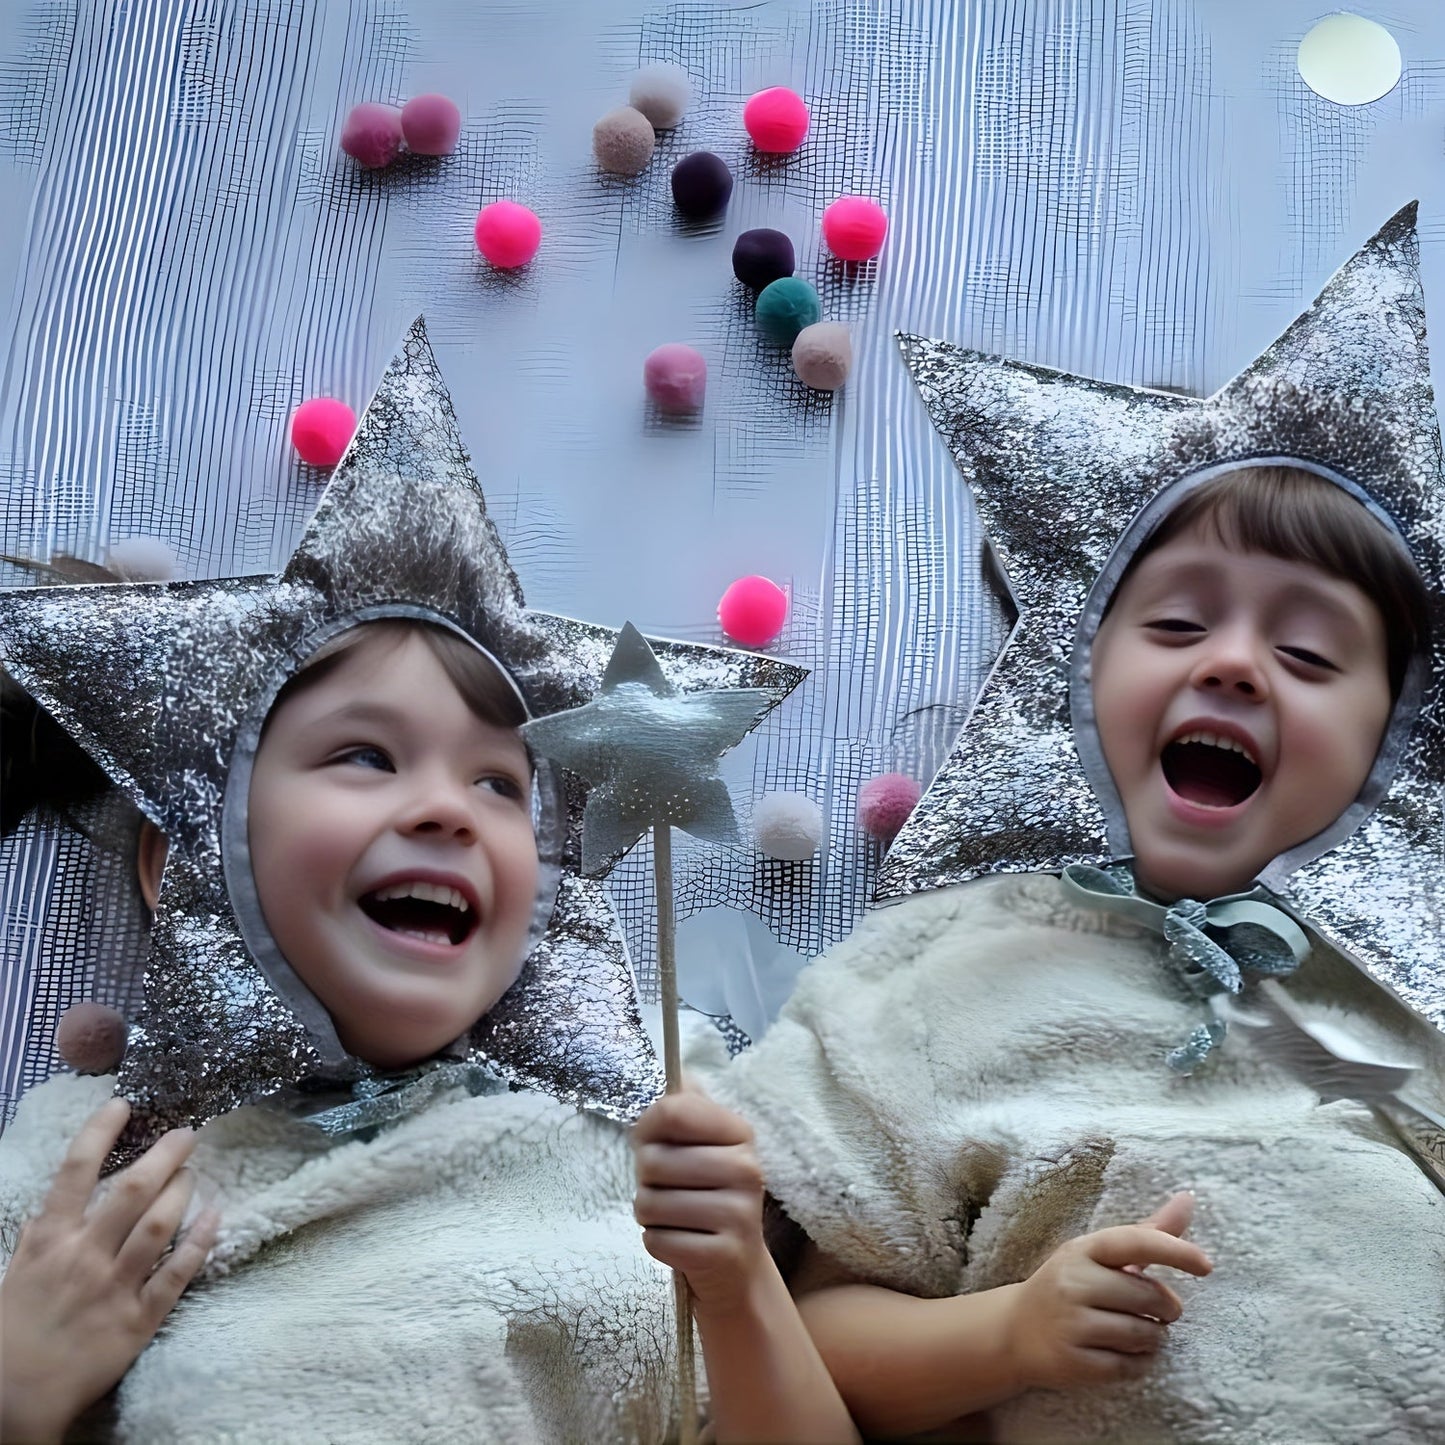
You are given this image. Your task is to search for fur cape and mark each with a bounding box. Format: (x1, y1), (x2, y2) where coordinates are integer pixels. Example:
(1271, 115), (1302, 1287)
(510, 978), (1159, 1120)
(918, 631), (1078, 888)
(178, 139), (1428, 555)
(0, 1073), (679, 1444)
(714, 872), (1445, 1444)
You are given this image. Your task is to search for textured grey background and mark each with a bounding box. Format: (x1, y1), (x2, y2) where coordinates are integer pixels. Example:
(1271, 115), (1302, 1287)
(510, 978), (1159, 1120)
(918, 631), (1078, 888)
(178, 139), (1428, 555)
(3, 0), (1445, 1120)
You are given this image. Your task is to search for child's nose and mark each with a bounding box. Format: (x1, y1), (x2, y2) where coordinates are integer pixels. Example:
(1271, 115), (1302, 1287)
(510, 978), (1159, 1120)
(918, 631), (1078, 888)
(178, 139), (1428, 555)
(1191, 632), (1268, 699)
(400, 776), (478, 842)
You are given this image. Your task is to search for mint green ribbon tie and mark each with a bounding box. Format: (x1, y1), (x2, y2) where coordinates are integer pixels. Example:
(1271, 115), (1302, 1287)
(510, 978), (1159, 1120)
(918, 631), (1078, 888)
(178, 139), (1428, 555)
(1061, 863), (1311, 1075)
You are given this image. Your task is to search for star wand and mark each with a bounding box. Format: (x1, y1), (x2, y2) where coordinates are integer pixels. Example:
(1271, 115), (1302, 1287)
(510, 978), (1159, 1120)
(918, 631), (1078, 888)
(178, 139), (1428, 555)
(523, 622), (778, 1445)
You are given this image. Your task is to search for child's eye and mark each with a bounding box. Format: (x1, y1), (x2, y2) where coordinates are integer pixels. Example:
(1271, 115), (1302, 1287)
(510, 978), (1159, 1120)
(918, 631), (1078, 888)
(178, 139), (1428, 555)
(477, 774), (527, 802)
(336, 745), (394, 772)
(1144, 619), (1205, 635)
(1278, 645), (1339, 672)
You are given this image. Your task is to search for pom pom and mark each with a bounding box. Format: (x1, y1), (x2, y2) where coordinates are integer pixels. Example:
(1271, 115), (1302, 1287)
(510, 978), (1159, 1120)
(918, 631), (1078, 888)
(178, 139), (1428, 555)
(474, 201), (542, 268)
(822, 195), (889, 262)
(55, 1002), (128, 1075)
(644, 343), (707, 414)
(629, 63), (691, 129)
(105, 536), (177, 581)
(754, 276), (821, 346)
(791, 321), (852, 391)
(340, 102), (404, 169)
(732, 228), (795, 290)
(671, 151), (733, 220)
(290, 397), (356, 468)
(743, 87), (810, 153)
(593, 106), (656, 176)
(752, 791), (824, 861)
(718, 575), (788, 647)
(856, 772), (922, 843)
(400, 93), (461, 156)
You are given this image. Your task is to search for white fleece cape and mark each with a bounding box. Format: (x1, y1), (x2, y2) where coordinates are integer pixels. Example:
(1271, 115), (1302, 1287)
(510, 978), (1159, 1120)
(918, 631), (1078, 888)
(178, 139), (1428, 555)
(715, 872), (1445, 1445)
(0, 1073), (679, 1444)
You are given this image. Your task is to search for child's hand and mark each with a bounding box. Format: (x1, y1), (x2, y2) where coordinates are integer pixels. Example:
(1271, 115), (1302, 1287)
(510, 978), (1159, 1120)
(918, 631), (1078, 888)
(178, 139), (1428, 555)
(631, 1085), (769, 1318)
(1003, 1192), (1212, 1391)
(0, 1097), (220, 1445)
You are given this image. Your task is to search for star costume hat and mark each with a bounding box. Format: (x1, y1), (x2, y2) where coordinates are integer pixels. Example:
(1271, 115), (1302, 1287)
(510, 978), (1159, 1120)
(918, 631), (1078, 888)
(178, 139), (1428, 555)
(0, 318), (805, 1153)
(879, 202), (1445, 1033)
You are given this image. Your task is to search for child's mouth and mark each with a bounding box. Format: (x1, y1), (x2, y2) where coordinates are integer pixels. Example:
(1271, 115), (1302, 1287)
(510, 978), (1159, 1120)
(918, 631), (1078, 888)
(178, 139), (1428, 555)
(358, 881), (478, 947)
(1160, 732), (1262, 809)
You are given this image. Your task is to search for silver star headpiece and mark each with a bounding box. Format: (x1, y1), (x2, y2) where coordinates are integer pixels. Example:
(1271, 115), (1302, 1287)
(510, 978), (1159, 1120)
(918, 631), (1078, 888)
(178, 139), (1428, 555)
(880, 203), (1445, 1032)
(0, 319), (805, 1149)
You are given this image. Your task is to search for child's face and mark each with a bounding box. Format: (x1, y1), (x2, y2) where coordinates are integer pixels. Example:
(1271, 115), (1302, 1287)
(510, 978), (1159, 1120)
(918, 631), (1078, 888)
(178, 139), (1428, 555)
(246, 631), (538, 1070)
(1091, 522), (1392, 900)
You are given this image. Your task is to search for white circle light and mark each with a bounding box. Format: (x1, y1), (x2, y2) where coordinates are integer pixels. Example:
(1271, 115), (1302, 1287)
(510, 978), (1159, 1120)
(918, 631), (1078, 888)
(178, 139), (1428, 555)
(1297, 14), (1402, 106)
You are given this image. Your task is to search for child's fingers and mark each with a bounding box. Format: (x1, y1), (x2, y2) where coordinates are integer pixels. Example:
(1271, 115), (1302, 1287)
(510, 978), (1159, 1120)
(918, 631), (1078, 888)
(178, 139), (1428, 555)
(1069, 1346), (1157, 1384)
(1078, 1265), (1184, 1323)
(1075, 1307), (1168, 1356)
(633, 1140), (762, 1192)
(1138, 1191), (1194, 1238)
(631, 1091), (753, 1149)
(88, 1127), (197, 1254)
(1084, 1224), (1213, 1277)
(40, 1097), (131, 1220)
(140, 1207), (219, 1326)
(639, 1225), (741, 1277)
(114, 1166), (196, 1289)
(634, 1183), (758, 1236)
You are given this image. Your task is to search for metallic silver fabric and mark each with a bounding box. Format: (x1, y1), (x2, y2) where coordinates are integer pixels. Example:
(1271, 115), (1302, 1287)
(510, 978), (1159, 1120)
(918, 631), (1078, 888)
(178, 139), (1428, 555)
(0, 319), (804, 1154)
(880, 203), (1445, 1032)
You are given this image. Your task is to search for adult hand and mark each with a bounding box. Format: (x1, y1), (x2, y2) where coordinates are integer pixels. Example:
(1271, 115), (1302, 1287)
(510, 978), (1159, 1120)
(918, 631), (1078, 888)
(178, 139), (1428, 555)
(0, 1098), (220, 1444)
(631, 1085), (769, 1318)
(1002, 1191), (1212, 1390)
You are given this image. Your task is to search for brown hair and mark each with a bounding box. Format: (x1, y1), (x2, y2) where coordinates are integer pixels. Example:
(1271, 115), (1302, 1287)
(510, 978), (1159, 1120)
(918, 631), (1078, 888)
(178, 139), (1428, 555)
(1123, 465), (1429, 698)
(268, 619), (527, 731)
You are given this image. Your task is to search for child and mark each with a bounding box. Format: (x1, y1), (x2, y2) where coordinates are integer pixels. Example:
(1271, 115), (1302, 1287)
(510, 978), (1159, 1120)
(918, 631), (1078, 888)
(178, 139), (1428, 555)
(0, 616), (857, 1443)
(715, 464), (1445, 1442)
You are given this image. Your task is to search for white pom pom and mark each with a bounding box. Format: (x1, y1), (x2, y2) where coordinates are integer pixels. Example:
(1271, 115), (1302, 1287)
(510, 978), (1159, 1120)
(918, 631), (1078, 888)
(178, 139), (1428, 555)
(629, 63), (691, 130)
(752, 790), (824, 861)
(106, 536), (177, 581)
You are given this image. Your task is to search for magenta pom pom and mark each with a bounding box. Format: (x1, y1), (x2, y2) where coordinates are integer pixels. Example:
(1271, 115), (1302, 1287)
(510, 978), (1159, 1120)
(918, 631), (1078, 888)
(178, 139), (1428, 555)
(55, 1002), (128, 1075)
(401, 93), (461, 156)
(290, 398), (356, 468)
(474, 201), (542, 268)
(822, 195), (889, 261)
(643, 344), (707, 414)
(718, 575), (788, 648)
(856, 772), (922, 843)
(340, 102), (404, 169)
(743, 87), (810, 153)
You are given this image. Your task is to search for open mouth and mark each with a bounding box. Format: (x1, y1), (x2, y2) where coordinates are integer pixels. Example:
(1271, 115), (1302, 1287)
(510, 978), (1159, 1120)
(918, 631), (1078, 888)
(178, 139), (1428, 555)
(358, 881), (478, 947)
(1160, 730), (1262, 810)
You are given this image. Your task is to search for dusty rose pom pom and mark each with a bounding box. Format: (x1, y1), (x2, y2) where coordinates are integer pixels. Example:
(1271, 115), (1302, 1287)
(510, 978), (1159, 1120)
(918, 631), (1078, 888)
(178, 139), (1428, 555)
(400, 93), (461, 156)
(856, 772), (921, 842)
(643, 343), (707, 413)
(341, 102), (404, 169)
(56, 1002), (128, 1074)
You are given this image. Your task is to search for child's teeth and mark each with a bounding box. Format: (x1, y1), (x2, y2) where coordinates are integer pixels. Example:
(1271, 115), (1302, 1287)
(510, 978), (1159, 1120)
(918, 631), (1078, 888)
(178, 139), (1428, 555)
(372, 881), (470, 914)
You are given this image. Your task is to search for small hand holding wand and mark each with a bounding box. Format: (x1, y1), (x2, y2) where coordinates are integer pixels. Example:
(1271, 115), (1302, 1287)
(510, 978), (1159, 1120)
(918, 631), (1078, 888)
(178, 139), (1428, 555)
(523, 622), (777, 1445)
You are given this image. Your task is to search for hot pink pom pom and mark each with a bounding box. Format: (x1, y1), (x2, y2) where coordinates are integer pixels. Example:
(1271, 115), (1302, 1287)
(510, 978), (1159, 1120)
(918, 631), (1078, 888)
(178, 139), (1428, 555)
(718, 575), (788, 648)
(290, 398), (356, 468)
(474, 201), (542, 268)
(55, 1002), (128, 1074)
(341, 102), (403, 169)
(822, 195), (888, 261)
(644, 344), (707, 413)
(856, 772), (921, 842)
(401, 93), (462, 156)
(743, 87), (810, 153)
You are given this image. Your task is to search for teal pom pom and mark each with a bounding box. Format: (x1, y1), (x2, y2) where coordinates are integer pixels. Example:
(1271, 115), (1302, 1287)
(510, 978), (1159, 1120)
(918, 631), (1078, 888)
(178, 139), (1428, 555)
(755, 277), (822, 346)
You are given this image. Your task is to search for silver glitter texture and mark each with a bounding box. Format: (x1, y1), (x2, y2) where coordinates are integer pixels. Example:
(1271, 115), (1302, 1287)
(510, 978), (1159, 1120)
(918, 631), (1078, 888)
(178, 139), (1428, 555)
(0, 319), (805, 1154)
(880, 203), (1445, 1032)
(523, 622), (775, 875)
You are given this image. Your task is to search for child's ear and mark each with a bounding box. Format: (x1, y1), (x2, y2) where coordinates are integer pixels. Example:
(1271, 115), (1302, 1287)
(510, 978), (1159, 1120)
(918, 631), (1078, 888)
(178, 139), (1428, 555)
(136, 820), (169, 912)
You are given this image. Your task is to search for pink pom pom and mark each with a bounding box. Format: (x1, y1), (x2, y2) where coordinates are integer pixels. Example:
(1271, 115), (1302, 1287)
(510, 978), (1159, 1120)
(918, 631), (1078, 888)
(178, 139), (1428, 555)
(743, 87), (810, 153)
(290, 398), (356, 468)
(644, 344), (707, 414)
(55, 1002), (128, 1075)
(474, 201), (542, 268)
(718, 575), (788, 648)
(856, 772), (922, 843)
(341, 102), (403, 169)
(822, 195), (889, 262)
(401, 93), (461, 156)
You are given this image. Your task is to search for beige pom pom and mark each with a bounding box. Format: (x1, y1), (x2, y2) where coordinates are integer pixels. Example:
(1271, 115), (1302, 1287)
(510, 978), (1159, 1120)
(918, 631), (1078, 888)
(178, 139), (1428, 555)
(55, 1002), (128, 1074)
(791, 321), (852, 391)
(592, 106), (657, 176)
